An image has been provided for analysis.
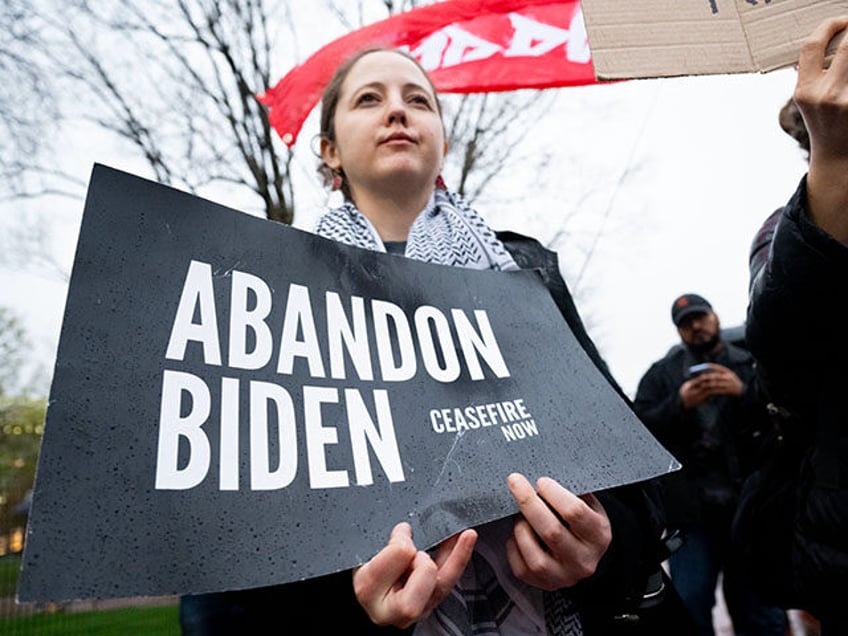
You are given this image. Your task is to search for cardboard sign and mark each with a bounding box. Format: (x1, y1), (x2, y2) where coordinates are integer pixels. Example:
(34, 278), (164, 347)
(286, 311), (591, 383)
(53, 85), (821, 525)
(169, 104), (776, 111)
(18, 165), (678, 603)
(581, 0), (848, 80)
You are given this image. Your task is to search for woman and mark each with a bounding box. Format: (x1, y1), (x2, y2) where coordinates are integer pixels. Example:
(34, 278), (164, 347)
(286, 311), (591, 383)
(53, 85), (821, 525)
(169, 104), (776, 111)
(745, 16), (848, 636)
(181, 46), (686, 636)
(304, 47), (684, 635)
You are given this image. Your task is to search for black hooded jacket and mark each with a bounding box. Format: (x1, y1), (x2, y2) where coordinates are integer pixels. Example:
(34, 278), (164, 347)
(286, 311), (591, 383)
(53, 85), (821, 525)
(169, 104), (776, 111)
(746, 177), (848, 617)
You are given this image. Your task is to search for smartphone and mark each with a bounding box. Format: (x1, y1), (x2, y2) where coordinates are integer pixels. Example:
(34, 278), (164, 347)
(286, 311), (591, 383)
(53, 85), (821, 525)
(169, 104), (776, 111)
(687, 363), (712, 378)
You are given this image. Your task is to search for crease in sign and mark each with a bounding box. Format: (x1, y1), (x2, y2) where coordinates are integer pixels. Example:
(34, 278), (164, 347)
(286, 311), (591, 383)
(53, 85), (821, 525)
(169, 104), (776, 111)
(213, 262), (242, 278)
(433, 430), (466, 488)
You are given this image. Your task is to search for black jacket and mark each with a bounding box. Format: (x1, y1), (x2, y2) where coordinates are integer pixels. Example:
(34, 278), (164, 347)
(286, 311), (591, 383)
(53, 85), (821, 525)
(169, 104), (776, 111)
(746, 178), (848, 616)
(181, 231), (687, 635)
(632, 339), (767, 525)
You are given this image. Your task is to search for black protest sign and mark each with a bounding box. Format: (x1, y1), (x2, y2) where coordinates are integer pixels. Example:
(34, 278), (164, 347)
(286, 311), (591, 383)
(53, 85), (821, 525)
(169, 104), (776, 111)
(18, 164), (677, 602)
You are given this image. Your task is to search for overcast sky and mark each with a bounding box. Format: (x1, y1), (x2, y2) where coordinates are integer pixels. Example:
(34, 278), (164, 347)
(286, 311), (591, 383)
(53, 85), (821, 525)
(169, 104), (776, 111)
(0, 58), (806, 399)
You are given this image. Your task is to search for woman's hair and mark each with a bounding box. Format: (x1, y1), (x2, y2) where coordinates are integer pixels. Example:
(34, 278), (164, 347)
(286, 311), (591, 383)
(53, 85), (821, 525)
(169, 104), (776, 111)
(316, 47), (444, 201)
(778, 97), (810, 160)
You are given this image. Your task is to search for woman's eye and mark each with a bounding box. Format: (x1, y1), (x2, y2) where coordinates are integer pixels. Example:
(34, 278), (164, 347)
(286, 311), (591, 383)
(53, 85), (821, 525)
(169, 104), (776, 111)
(410, 95), (431, 107)
(356, 93), (379, 105)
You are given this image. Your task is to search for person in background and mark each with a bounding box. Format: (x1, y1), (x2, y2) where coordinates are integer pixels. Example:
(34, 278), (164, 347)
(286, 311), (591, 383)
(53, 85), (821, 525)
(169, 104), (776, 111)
(745, 15), (848, 636)
(632, 294), (787, 636)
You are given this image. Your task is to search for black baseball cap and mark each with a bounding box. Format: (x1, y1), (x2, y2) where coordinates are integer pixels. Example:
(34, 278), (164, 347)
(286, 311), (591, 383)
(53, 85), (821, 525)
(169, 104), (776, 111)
(671, 293), (712, 326)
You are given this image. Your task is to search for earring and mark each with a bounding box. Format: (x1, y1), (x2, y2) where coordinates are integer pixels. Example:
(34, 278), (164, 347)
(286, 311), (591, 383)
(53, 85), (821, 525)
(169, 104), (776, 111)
(331, 171), (343, 191)
(435, 174), (447, 190)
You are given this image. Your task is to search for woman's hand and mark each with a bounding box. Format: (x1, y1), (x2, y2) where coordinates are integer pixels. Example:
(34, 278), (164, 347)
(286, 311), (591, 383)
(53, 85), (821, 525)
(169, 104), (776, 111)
(352, 521), (477, 628)
(505, 473), (611, 591)
(796, 15), (848, 242)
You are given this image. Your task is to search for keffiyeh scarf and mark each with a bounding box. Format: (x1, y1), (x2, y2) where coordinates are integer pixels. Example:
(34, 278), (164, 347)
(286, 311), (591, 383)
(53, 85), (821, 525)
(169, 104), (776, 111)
(314, 188), (520, 272)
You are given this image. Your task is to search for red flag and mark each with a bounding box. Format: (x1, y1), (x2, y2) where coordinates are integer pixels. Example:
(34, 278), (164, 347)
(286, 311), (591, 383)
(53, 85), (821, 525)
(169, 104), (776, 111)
(258, 0), (599, 147)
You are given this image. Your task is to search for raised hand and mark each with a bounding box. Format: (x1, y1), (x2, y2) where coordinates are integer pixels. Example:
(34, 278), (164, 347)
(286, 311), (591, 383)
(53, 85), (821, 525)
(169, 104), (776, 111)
(796, 15), (848, 242)
(352, 521), (477, 627)
(505, 473), (611, 590)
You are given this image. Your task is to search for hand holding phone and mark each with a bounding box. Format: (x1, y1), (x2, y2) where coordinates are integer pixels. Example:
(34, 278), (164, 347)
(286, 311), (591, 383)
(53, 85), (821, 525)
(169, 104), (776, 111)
(686, 363), (713, 379)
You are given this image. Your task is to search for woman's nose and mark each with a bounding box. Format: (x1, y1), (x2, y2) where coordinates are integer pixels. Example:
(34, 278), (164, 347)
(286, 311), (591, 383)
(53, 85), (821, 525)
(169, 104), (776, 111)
(385, 95), (408, 126)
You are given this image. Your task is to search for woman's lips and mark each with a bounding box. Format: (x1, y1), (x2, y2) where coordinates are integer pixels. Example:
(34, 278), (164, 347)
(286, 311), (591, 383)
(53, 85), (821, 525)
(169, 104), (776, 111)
(380, 132), (416, 145)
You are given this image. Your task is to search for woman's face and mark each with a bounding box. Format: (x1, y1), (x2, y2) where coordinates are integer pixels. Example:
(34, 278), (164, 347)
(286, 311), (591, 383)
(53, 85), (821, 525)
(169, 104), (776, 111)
(321, 51), (447, 201)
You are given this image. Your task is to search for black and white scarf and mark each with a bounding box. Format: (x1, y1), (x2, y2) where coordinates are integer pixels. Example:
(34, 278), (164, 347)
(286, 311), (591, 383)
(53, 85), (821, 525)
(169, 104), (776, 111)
(314, 188), (519, 272)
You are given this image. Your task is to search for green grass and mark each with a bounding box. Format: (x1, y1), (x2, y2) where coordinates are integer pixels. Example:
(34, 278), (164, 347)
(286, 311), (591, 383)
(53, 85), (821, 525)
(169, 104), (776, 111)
(0, 604), (179, 635)
(0, 554), (179, 634)
(0, 556), (21, 597)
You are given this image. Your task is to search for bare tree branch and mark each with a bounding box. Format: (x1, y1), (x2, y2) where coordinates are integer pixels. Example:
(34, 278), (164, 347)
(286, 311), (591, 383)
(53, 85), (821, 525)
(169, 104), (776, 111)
(0, 1), (59, 189)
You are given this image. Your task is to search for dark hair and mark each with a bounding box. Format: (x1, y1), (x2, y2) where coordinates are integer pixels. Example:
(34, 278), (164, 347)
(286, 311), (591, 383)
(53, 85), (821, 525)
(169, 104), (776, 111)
(317, 48), (444, 201)
(778, 97), (810, 160)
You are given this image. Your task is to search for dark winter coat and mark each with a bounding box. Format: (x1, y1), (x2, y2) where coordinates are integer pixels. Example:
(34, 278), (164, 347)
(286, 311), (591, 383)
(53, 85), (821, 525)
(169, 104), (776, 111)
(746, 177), (848, 617)
(632, 339), (767, 525)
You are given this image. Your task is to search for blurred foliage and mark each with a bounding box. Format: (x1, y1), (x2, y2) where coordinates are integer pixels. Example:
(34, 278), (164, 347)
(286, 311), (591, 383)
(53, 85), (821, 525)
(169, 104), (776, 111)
(0, 306), (47, 554)
(0, 395), (46, 547)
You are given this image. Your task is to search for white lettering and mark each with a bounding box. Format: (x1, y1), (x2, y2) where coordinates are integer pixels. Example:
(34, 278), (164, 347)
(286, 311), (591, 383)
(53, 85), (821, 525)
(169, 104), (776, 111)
(250, 381), (298, 490)
(155, 370), (212, 490)
(515, 399), (530, 419)
(326, 292), (374, 381)
(501, 419), (539, 441)
(428, 399), (537, 439)
(228, 270), (273, 370)
(346, 389), (405, 486)
(304, 386), (347, 489)
(453, 309), (509, 379)
(277, 284), (326, 378)
(430, 409), (445, 433)
(165, 261), (222, 365)
(415, 306), (460, 382)
(503, 401), (520, 421)
(564, 9), (591, 64)
(219, 377), (239, 490)
(476, 405), (490, 427)
(155, 378), (406, 491)
(166, 263), (510, 384)
(407, 10), (590, 73)
(454, 406), (472, 430)
(407, 26), (501, 71)
(373, 300), (416, 382)
(405, 30), (449, 71)
(485, 403), (500, 426)
(505, 13), (570, 57)
(439, 25), (502, 67)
